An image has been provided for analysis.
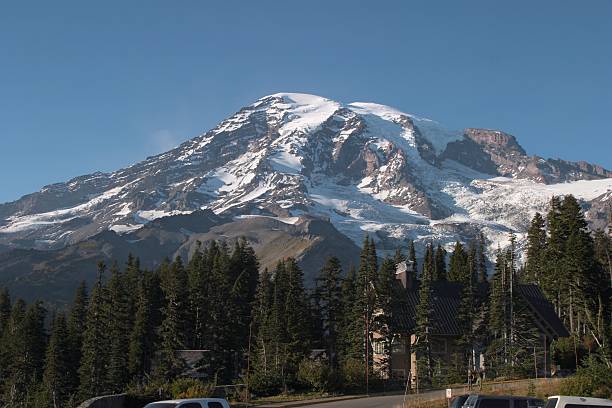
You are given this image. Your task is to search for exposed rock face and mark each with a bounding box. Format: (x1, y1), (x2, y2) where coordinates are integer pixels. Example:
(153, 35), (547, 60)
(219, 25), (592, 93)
(442, 128), (612, 183)
(0, 93), (610, 302)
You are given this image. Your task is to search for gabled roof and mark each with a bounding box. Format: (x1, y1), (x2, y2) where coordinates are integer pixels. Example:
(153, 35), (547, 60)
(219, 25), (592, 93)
(515, 284), (569, 338)
(391, 280), (568, 338)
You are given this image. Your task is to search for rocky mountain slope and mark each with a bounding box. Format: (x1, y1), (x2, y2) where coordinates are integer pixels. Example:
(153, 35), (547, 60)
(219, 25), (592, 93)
(1, 93), (610, 301)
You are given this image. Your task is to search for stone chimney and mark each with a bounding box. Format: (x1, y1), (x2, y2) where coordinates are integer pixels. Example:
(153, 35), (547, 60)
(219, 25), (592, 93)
(395, 260), (416, 290)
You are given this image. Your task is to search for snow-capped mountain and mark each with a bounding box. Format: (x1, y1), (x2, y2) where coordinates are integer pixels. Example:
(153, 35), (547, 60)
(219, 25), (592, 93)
(1, 93), (611, 260)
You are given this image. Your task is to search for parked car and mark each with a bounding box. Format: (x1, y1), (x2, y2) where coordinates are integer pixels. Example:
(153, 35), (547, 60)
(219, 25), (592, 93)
(144, 398), (230, 408)
(452, 395), (470, 408)
(545, 396), (612, 408)
(462, 395), (545, 408)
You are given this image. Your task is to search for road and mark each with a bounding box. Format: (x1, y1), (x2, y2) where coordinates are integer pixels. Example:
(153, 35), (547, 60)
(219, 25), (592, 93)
(296, 393), (431, 408)
(274, 378), (561, 408)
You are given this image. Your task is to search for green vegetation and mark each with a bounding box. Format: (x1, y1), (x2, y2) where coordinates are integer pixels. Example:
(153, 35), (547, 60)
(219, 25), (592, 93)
(0, 194), (609, 407)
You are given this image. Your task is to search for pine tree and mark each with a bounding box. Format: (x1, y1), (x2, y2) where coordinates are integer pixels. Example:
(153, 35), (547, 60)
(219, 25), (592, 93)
(408, 240), (418, 274)
(4, 300), (47, 405)
(374, 257), (399, 376)
(434, 244), (447, 281)
(487, 248), (510, 372)
(157, 257), (190, 380)
(251, 269), (274, 376)
(1, 298), (25, 401)
(67, 281), (88, 383)
(448, 241), (468, 283)
(284, 258), (311, 373)
(106, 262), (130, 392)
(187, 242), (208, 350)
(0, 287), (10, 337)
(229, 238), (260, 356)
(415, 257), (433, 384)
(0, 287), (12, 390)
(338, 266), (361, 361)
(422, 243), (435, 281)
(477, 233), (488, 282)
(394, 247), (405, 264)
(128, 269), (159, 381)
(467, 240), (478, 283)
(354, 237), (377, 371)
(316, 257), (343, 368)
(79, 261), (109, 399)
(524, 212), (546, 284)
(43, 312), (72, 408)
(543, 196), (565, 315)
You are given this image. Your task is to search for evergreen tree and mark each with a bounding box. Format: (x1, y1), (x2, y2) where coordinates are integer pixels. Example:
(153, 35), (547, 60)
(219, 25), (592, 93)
(477, 233), (488, 282)
(524, 212), (546, 284)
(284, 258), (311, 373)
(251, 269), (274, 377)
(187, 242), (208, 350)
(157, 257), (190, 380)
(106, 262), (130, 392)
(448, 241), (468, 283)
(338, 266), (361, 361)
(0, 287), (10, 337)
(79, 261), (110, 399)
(229, 238), (260, 356)
(394, 247), (405, 264)
(374, 257), (399, 376)
(67, 281), (88, 386)
(415, 257), (433, 384)
(0, 287), (11, 390)
(4, 300), (47, 406)
(316, 257), (343, 368)
(128, 269), (159, 381)
(1, 298), (25, 400)
(408, 240), (418, 275)
(543, 196), (565, 314)
(354, 237), (377, 371)
(43, 313), (72, 407)
(434, 244), (447, 281)
(422, 243), (434, 281)
(487, 248), (510, 371)
(467, 240), (478, 283)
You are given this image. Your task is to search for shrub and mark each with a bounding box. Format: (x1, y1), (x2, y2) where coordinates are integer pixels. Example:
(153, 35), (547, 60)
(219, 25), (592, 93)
(170, 378), (215, 399)
(560, 354), (612, 398)
(340, 358), (365, 391)
(249, 370), (284, 396)
(297, 358), (330, 392)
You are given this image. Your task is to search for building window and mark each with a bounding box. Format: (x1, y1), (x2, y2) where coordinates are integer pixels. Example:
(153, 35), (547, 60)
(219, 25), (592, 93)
(391, 338), (405, 354)
(373, 340), (385, 354)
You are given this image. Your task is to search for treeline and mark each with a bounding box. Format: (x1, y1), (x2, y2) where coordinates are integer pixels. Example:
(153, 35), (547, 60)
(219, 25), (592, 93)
(522, 195), (611, 367)
(0, 239), (260, 407)
(0, 195), (609, 407)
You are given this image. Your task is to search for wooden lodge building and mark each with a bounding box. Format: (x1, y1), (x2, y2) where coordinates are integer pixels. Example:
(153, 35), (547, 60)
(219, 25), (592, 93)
(372, 261), (569, 384)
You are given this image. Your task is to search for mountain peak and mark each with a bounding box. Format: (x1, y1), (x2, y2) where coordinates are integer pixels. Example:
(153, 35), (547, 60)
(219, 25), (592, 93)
(0, 94), (610, 260)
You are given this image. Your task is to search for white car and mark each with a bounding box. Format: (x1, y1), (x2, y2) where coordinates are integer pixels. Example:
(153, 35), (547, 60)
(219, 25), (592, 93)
(144, 398), (231, 408)
(545, 396), (612, 408)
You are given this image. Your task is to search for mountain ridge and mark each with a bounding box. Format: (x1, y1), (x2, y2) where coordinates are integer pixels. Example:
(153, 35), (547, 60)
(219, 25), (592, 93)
(0, 92), (610, 301)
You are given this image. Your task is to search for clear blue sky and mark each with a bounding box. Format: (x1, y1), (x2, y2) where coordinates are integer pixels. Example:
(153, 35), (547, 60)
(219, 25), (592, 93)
(1, 1), (611, 203)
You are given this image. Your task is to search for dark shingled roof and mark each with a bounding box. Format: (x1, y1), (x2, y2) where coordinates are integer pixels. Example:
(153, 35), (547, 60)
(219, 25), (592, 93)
(515, 284), (570, 338)
(392, 280), (568, 338)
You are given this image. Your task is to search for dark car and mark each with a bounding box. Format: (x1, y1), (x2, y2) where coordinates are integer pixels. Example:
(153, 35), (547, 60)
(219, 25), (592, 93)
(463, 395), (545, 408)
(452, 395), (470, 408)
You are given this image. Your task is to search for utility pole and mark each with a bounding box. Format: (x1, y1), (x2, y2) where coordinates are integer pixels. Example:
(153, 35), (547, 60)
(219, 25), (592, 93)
(365, 307), (369, 395)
